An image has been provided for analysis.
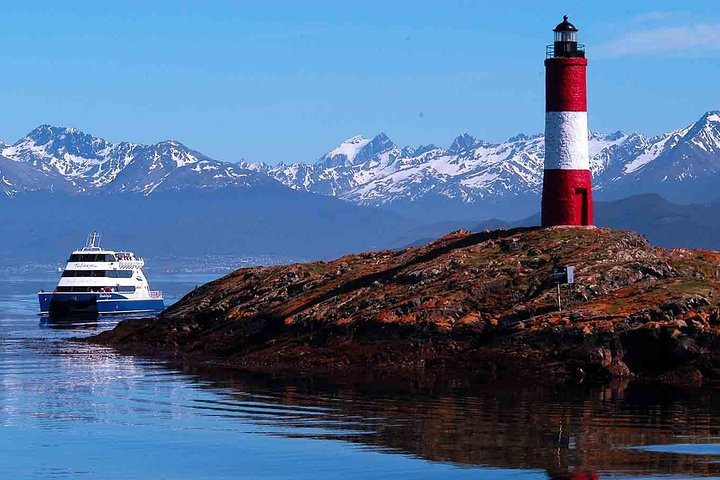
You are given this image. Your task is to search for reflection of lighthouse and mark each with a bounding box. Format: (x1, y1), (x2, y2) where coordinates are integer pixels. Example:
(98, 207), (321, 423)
(542, 16), (593, 227)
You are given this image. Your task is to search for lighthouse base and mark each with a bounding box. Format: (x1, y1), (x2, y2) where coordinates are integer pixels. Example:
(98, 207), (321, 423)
(541, 169), (593, 227)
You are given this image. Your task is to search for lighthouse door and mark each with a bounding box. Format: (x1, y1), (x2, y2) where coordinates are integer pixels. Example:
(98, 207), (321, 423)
(575, 188), (589, 225)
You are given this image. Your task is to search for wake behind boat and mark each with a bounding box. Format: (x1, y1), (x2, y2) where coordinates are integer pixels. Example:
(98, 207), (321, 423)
(38, 232), (164, 317)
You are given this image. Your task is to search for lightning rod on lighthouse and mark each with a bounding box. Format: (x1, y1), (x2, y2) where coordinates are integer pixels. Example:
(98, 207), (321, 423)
(542, 16), (593, 227)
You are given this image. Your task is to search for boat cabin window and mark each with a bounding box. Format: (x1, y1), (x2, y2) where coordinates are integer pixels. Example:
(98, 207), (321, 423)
(56, 285), (136, 293)
(68, 253), (117, 262)
(107, 270), (134, 278)
(56, 286), (109, 292)
(62, 270), (134, 278)
(62, 270), (103, 277)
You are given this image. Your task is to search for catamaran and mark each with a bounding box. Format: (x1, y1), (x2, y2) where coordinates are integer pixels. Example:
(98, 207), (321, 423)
(38, 232), (164, 316)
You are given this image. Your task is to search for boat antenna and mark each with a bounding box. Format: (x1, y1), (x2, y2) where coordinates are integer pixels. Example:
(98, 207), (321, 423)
(86, 231), (101, 249)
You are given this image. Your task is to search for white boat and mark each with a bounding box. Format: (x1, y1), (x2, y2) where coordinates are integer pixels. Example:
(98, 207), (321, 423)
(38, 232), (164, 316)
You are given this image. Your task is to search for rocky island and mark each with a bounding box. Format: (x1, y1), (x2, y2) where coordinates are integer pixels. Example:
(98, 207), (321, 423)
(90, 227), (720, 387)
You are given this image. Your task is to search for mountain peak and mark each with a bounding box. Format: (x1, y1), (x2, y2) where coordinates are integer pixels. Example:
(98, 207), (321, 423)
(352, 132), (397, 164)
(698, 110), (720, 125)
(317, 133), (396, 167)
(508, 133), (528, 142)
(371, 132), (391, 143)
(366, 132), (394, 150)
(321, 135), (370, 164)
(449, 133), (482, 152)
(22, 125), (109, 152)
(26, 124), (63, 141)
(157, 139), (188, 149)
(590, 130), (626, 141)
(346, 135), (367, 144)
(682, 110), (720, 141)
(28, 124), (84, 137)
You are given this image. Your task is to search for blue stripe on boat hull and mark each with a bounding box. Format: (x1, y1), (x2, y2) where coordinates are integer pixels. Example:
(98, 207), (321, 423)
(38, 293), (164, 315)
(97, 299), (165, 314)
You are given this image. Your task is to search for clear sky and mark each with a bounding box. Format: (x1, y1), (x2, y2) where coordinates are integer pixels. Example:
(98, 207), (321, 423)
(0, 1), (717, 164)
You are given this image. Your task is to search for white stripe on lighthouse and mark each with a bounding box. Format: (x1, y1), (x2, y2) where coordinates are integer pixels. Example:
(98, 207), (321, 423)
(544, 111), (589, 170)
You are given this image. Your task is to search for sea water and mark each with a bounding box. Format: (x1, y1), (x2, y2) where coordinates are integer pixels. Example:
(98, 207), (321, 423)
(1, 273), (720, 479)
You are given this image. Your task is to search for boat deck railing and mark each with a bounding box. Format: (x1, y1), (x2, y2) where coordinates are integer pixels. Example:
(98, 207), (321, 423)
(148, 291), (163, 299)
(117, 259), (145, 269)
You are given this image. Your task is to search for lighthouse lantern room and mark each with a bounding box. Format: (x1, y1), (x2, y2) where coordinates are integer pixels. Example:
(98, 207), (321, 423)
(542, 15), (593, 227)
(551, 15), (584, 58)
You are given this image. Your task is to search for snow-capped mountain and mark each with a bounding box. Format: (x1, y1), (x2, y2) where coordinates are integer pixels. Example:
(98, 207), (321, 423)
(243, 133), (406, 198)
(2, 125), (275, 194)
(598, 111), (720, 200)
(246, 130), (621, 207)
(245, 111), (720, 216)
(0, 153), (73, 196)
(3, 111), (720, 220)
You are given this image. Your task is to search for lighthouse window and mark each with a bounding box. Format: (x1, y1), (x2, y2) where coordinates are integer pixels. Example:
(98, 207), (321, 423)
(554, 30), (577, 43)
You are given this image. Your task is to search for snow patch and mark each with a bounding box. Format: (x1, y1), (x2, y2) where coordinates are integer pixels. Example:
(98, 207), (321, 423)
(326, 136), (370, 162)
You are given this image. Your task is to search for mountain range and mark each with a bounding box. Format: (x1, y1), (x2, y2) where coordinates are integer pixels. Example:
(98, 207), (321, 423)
(3, 111), (720, 223)
(0, 125), (273, 196)
(246, 110), (720, 219)
(4, 111), (720, 260)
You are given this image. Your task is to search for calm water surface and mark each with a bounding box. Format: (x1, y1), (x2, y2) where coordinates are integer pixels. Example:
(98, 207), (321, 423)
(2, 273), (720, 479)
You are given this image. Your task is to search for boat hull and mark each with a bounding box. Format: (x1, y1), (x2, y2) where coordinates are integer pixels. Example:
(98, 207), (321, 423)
(38, 292), (165, 316)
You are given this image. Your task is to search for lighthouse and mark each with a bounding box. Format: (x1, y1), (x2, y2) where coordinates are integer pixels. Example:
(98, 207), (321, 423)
(542, 16), (593, 227)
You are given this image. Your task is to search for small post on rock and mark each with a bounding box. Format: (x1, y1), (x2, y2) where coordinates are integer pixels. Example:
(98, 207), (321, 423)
(557, 283), (562, 311)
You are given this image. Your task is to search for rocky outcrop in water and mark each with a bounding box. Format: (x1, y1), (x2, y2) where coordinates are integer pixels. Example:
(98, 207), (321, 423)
(91, 227), (720, 386)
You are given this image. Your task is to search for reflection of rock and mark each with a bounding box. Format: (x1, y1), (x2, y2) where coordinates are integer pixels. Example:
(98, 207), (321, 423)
(91, 227), (720, 385)
(658, 365), (703, 388)
(173, 366), (720, 477)
(547, 470), (599, 480)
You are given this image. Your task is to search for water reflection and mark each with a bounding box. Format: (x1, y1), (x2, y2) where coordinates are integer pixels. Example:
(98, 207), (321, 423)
(174, 366), (720, 477)
(3, 274), (720, 478)
(39, 316), (99, 330)
(39, 312), (153, 330)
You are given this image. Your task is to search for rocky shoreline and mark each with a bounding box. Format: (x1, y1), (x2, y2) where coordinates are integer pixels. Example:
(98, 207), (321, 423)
(89, 227), (720, 387)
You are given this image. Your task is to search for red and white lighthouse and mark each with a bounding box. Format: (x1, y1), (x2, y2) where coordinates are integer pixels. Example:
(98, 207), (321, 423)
(542, 16), (593, 227)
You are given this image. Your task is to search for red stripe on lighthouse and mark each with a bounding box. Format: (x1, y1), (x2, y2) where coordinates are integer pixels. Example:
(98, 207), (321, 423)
(541, 170), (593, 226)
(545, 57), (587, 112)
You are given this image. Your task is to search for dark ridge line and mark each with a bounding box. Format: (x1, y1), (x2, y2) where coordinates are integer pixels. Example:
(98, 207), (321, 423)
(272, 227), (539, 321)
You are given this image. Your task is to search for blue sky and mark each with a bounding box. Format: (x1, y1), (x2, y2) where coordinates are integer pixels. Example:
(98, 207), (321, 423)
(0, 1), (718, 164)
